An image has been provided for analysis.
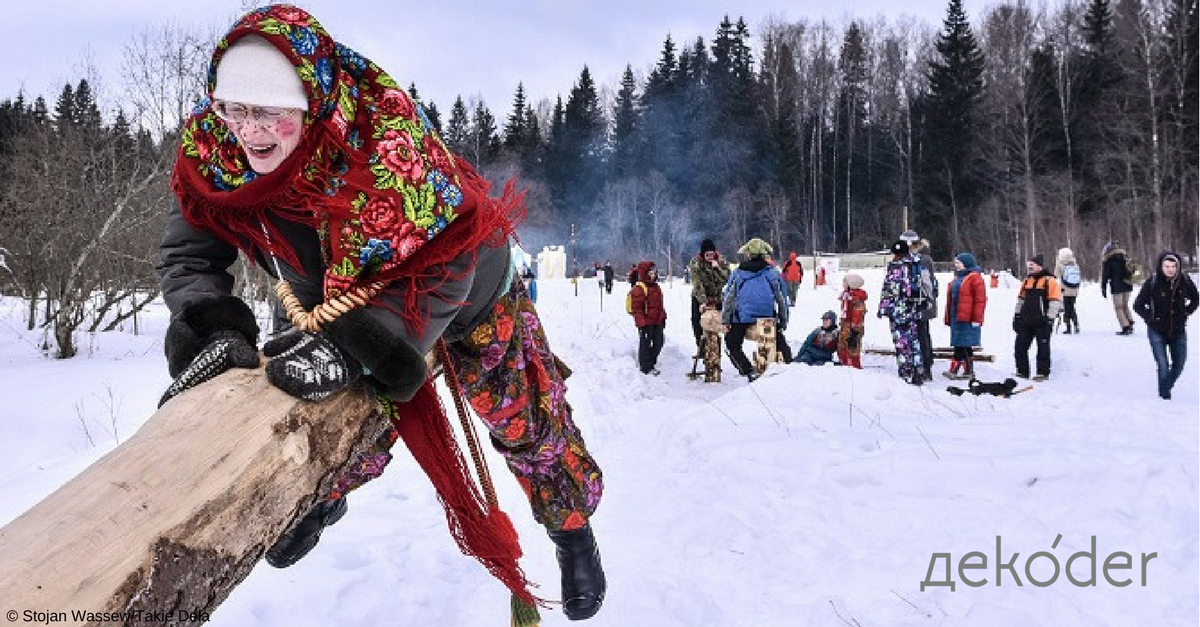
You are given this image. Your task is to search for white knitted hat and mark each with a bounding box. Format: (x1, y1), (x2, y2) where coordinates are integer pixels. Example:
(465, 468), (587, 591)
(213, 35), (308, 110)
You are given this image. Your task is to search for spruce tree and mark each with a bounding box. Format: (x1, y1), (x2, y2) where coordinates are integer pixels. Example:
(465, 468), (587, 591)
(424, 102), (442, 132)
(610, 66), (640, 178)
(640, 35), (683, 188)
(111, 109), (135, 156)
(503, 83), (527, 151)
(445, 96), (470, 158)
(72, 80), (103, 134)
(32, 96), (49, 125)
(470, 101), (500, 166)
(562, 66), (606, 219)
(921, 0), (986, 247)
(836, 22), (869, 247)
(53, 84), (75, 130)
(520, 104), (544, 174)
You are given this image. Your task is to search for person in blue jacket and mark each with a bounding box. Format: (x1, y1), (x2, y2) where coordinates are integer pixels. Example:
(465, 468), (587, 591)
(722, 237), (792, 380)
(795, 311), (840, 365)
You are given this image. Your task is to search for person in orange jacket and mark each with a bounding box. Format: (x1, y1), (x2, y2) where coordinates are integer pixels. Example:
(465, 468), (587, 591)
(1012, 254), (1062, 380)
(781, 252), (804, 305)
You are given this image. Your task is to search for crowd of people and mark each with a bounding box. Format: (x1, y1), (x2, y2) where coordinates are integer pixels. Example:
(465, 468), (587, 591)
(621, 233), (1196, 401)
(136, 5), (1192, 624)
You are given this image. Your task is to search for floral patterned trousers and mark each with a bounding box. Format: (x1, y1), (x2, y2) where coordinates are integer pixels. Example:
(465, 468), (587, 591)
(331, 279), (603, 532)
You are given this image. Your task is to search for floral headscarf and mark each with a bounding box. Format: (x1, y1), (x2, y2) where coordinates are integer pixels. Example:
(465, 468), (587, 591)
(172, 4), (520, 329)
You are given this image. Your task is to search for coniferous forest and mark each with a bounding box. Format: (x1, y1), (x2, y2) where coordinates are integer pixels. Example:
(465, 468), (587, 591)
(0, 0), (1196, 357)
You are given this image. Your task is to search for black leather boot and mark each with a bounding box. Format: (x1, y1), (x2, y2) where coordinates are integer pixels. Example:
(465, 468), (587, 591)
(265, 497), (347, 568)
(548, 523), (606, 621)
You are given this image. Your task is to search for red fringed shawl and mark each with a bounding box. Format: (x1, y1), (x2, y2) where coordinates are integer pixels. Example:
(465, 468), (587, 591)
(170, 3), (531, 601)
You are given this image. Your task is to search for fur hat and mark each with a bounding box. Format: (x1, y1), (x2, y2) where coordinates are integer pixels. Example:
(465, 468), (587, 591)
(213, 35), (308, 109)
(843, 273), (864, 289)
(700, 238), (717, 254)
(1057, 247), (1075, 262)
(890, 240), (909, 256)
(738, 238), (772, 257)
(1028, 253), (1045, 268)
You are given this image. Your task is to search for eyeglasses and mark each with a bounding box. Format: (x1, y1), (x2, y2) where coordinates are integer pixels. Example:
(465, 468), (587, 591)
(211, 100), (303, 129)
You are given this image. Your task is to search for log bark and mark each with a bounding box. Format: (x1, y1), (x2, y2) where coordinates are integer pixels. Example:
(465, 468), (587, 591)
(0, 367), (384, 626)
(864, 346), (996, 362)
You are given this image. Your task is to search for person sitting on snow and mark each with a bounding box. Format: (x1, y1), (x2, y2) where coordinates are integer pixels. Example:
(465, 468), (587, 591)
(795, 311), (840, 365)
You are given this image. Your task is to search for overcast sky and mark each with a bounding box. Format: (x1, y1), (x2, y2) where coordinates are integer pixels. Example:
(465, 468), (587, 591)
(3, 0), (964, 118)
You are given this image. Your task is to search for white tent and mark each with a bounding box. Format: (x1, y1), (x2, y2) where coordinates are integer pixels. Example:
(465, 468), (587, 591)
(536, 245), (567, 279)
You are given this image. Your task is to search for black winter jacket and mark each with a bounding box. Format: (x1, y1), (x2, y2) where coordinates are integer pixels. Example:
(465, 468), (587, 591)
(1133, 252), (1198, 338)
(157, 201), (512, 401)
(1100, 250), (1134, 295)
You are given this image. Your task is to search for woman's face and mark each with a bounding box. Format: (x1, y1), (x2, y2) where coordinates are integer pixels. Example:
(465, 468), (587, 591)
(1162, 258), (1178, 278)
(214, 101), (306, 174)
(954, 259), (965, 271)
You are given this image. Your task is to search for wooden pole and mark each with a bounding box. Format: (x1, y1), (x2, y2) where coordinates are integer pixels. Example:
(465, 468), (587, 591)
(0, 367), (384, 626)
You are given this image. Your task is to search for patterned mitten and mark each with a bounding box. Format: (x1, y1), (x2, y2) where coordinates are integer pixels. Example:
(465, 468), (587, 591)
(264, 332), (362, 401)
(158, 330), (260, 407)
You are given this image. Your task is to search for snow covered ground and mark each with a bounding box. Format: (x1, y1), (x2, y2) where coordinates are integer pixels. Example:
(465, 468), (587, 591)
(1, 268), (1197, 627)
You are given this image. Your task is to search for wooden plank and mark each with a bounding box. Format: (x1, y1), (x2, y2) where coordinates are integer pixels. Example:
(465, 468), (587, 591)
(0, 367), (384, 626)
(864, 347), (995, 362)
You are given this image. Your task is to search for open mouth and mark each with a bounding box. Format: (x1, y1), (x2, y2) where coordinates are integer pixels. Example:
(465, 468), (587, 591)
(247, 143), (278, 158)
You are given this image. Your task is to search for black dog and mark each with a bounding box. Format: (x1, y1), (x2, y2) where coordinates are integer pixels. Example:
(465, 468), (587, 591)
(947, 378), (1022, 398)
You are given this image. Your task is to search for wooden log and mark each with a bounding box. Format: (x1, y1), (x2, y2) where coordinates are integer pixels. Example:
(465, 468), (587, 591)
(0, 367), (385, 626)
(750, 318), (783, 374)
(863, 346), (996, 362)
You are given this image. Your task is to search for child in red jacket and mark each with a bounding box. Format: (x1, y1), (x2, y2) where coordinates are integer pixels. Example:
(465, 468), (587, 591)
(630, 261), (666, 375)
(838, 273), (869, 368)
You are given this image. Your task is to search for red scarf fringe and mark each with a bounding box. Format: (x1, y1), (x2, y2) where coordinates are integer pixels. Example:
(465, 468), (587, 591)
(394, 382), (538, 606)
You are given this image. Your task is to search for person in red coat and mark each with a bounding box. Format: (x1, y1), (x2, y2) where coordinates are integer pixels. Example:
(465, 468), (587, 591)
(630, 261), (667, 375)
(781, 252), (804, 305)
(943, 252), (987, 379)
(837, 273), (869, 368)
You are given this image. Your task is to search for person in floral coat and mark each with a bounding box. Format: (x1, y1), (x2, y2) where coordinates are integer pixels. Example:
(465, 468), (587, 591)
(877, 240), (928, 385)
(837, 273), (868, 369)
(155, 5), (603, 621)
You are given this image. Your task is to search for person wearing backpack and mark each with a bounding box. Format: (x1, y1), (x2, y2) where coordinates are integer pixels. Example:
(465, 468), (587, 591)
(1055, 247), (1082, 333)
(629, 261), (666, 375)
(1101, 241), (1136, 335)
(722, 238), (793, 381)
(1133, 251), (1199, 400)
(906, 235), (939, 380)
(877, 240), (927, 385)
(1012, 254), (1062, 380)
